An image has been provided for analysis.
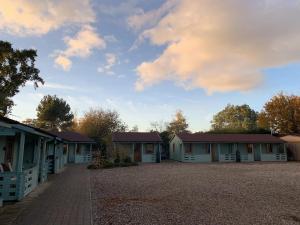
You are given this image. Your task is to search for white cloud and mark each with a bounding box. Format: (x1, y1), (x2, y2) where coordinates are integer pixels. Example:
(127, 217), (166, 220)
(97, 53), (118, 75)
(55, 25), (106, 70)
(54, 55), (72, 71)
(105, 53), (117, 70)
(127, 0), (179, 31)
(134, 0), (300, 93)
(0, 0), (95, 36)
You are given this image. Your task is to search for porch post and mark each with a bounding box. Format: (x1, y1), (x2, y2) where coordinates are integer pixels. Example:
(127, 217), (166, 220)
(209, 144), (212, 162)
(132, 143), (135, 161)
(40, 139), (47, 182)
(218, 144), (221, 162)
(260, 144), (262, 160)
(35, 137), (42, 179)
(141, 143), (144, 162)
(284, 143), (287, 161)
(89, 144), (92, 162)
(17, 132), (26, 172)
(75, 143), (78, 163)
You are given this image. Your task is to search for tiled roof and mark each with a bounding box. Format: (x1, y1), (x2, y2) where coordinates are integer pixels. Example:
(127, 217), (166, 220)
(177, 133), (285, 143)
(280, 135), (300, 143)
(112, 132), (162, 143)
(49, 131), (95, 143)
(0, 116), (56, 137)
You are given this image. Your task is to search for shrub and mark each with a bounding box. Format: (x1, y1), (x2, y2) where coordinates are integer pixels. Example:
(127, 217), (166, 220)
(114, 153), (120, 164)
(123, 156), (132, 163)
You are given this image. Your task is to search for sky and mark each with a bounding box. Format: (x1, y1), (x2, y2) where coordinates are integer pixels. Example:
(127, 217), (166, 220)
(1, 0), (300, 132)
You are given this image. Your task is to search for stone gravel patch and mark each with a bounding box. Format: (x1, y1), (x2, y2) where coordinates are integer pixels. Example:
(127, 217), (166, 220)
(91, 162), (300, 225)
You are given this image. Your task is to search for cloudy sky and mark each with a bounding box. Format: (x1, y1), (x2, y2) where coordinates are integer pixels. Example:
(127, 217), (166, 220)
(1, 0), (300, 131)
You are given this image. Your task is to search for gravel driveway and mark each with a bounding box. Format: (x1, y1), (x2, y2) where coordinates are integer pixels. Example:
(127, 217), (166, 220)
(91, 162), (300, 225)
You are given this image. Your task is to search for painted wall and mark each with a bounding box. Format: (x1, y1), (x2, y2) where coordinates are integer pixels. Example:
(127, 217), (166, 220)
(170, 135), (183, 161)
(286, 143), (300, 161)
(141, 143), (159, 163)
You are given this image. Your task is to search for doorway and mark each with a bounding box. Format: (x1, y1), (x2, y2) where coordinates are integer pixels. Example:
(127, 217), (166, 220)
(254, 145), (261, 161)
(134, 143), (141, 162)
(211, 144), (219, 162)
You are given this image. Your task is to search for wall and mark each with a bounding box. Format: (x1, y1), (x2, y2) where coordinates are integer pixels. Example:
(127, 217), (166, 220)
(141, 143), (158, 163)
(286, 143), (300, 161)
(169, 135), (183, 161)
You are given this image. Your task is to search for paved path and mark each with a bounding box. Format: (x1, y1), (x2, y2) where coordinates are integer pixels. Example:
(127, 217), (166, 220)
(13, 164), (92, 225)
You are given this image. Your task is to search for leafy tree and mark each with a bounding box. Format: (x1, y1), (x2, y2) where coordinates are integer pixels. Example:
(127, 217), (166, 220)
(258, 93), (300, 134)
(150, 120), (167, 133)
(36, 95), (74, 131)
(167, 110), (189, 135)
(0, 40), (44, 116)
(23, 118), (38, 127)
(130, 125), (139, 132)
(75, 108), (127, 144)
(211, 104), (258, 132)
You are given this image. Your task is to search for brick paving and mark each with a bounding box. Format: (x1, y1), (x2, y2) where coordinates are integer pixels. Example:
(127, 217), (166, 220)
(13, 164), (92, 225)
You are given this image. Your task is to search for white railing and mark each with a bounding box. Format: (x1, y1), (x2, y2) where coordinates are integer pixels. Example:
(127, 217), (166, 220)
(183, 154), (211, 162)
(219, 153), (236, 162)
(23, 167), (38, 196)
(261, 153), (287, 161)
(276, 153), (287, 161)
(0, 172), (19, 201)
(75, 154), (92, 163)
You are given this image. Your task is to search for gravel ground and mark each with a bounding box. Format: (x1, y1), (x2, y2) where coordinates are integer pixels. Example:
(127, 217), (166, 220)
(91, 162), (300, 225)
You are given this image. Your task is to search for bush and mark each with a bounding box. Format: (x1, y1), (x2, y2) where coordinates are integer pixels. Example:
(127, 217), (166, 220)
(102, 160), (114, 168)
(114, 153), (120, 164)
(123, 156), (132, 163)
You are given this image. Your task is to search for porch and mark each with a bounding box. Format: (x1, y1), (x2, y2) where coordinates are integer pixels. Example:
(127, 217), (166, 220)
(180, 143), (286, 163)
(0, 129), (50, 201)
(66, 143), (92, 164)
(113, 143), (161, 163)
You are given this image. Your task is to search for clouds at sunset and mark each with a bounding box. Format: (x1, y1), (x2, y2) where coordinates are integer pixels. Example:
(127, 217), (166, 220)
(54, 25), (106, 71)
(134, 0), (300, 93)
(0, 0), (95, 36)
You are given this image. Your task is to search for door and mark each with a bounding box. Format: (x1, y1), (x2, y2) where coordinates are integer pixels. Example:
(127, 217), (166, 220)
(254, 145), (261, 161)
(211, 144), (219, 162)
(4, 137), (14, 164)
(134, 143), (141, 162)
(68, 144), (75, 163)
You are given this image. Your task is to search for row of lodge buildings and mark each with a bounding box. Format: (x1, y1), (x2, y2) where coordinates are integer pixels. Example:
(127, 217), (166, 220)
(112, 132), (289, 163)
(2, 116), (300, 203)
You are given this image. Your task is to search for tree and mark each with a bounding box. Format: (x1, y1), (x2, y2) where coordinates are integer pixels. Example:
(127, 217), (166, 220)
(23, 118), (38, 127)
(167, 110), (189, 135)
(258, 93), (300, 134)
(75, 108), (127, 144)
(0, 40), (44, 116)
(211, 104), (258, 132)
(36, 95), (74, 131)
(130, 125), (139, 132)
(150, 120), (167, 133)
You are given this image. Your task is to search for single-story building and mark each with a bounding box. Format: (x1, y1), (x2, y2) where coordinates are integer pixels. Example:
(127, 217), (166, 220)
(50, 131), (95, 164)
(280, 135), (300, 161)
(112, 132), (162, 163)
(170, 133), (287, 163)
(0, 117), (55, 201)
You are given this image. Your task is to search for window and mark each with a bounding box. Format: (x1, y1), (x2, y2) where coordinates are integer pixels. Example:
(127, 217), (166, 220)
(185, 144), (192, 154)
(228, 144), (234, 154)
(76, 145), (80, 154)
(246, 144), (253, 154)
(145, 144), (154, 154)
(266, 144), (273, 153)
(205, 144), (210, 154)
(278, 144), (284, 154)
(63, 144), (68, 155)
(173, 143), (175, 153)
